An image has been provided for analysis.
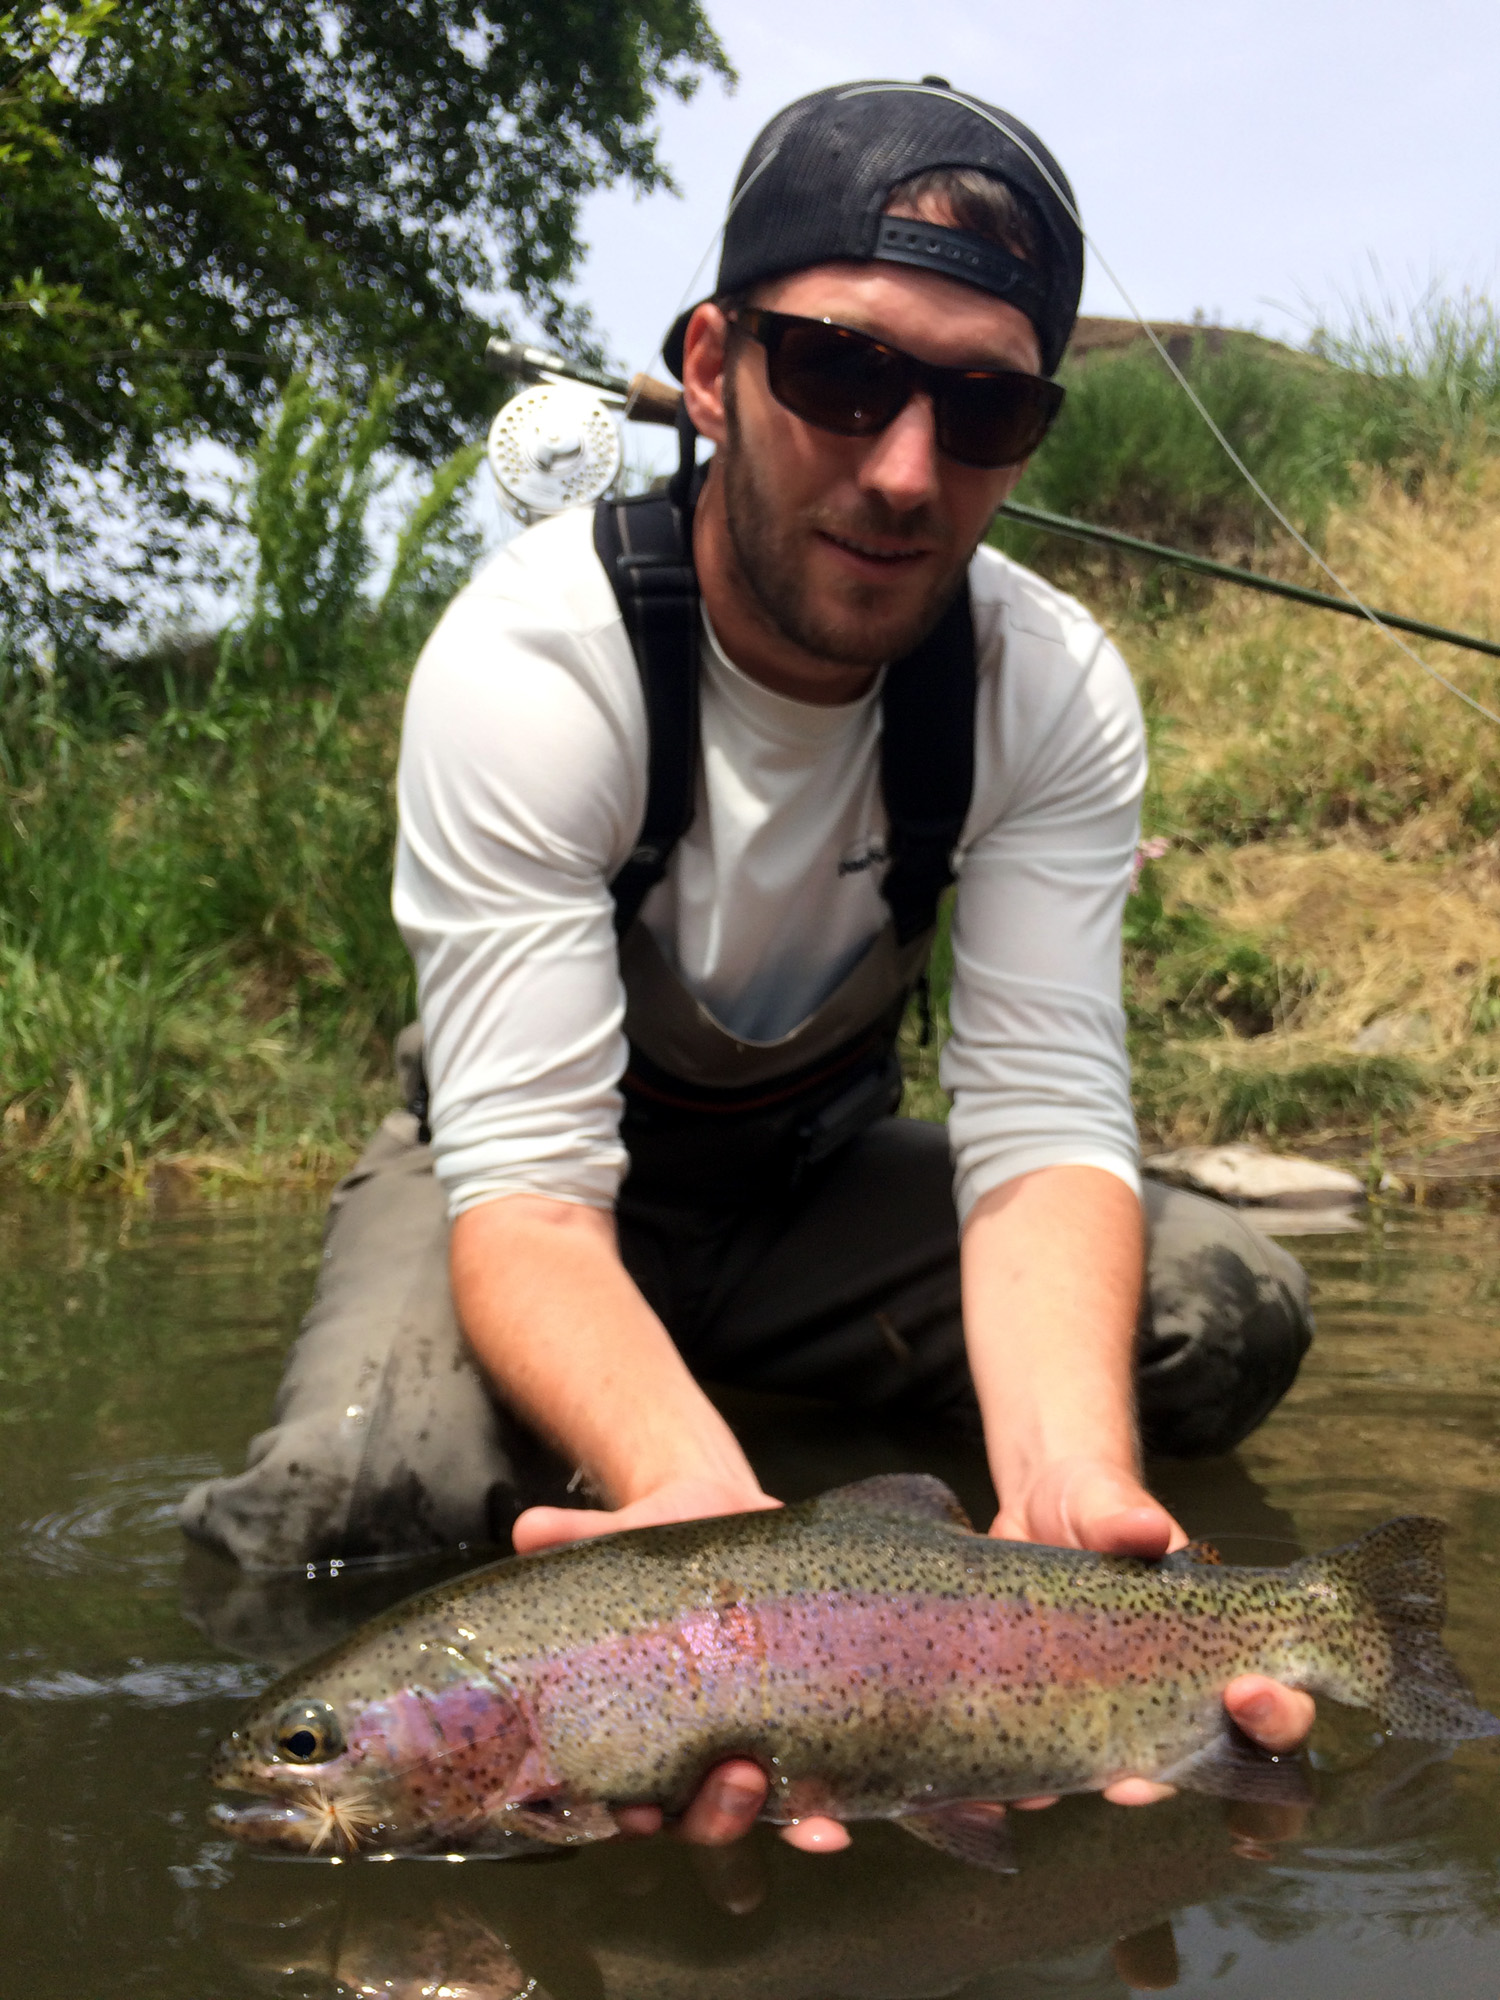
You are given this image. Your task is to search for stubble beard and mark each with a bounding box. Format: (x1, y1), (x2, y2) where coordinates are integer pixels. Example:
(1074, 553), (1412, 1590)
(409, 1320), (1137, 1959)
(718, 391), (974, 670)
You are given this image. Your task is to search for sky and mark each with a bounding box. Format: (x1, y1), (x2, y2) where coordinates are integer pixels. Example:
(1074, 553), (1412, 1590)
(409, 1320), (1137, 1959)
(569, 0), (1500, 390)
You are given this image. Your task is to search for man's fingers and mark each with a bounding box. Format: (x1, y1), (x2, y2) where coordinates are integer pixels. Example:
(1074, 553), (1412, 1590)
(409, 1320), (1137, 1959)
(678, 1759), (767, 1846)
(993, 1460), (1190, 1557)
(1224, 1673), (1316, 1753)
(615, 1804), (663, 1839)
(1078, 1504), (1180, 1560)
(778, 1815), (852, 1852)
(515, 1481), (784, 1557)
(1066, 1466), (1187, 1556)
(512, 1504), (611, 1555)
(1103, 1777), (1178, 1806)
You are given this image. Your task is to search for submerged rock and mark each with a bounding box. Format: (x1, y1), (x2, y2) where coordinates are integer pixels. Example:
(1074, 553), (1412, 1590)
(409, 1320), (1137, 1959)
(1238, 1204), (1364, 1237)
(1349, 1012), (1433, 1056)
(1143, 1142), (1364, 1209)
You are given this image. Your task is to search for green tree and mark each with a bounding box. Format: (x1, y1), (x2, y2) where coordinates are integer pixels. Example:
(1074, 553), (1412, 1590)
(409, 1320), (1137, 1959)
(0, 0), (729, 635)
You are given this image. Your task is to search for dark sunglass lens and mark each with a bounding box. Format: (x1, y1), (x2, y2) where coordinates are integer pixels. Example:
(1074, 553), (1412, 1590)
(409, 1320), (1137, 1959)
(768, 322), (906, 436)
(939, 374), (1063, 468)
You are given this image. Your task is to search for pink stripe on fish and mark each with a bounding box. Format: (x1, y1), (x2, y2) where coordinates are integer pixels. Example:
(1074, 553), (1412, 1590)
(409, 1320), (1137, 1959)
(524, 1588), (1246, 1740)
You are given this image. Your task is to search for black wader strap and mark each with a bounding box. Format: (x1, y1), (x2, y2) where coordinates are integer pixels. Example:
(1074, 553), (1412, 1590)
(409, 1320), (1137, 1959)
(878, 587), (978, 945)
(598, 404), (977, 949)
(594, 466), (702, 937)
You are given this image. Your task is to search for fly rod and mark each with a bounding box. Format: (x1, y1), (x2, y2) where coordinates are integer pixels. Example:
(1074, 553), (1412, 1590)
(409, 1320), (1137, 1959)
(485, 337), (1500, 664)
(995, 501), (1500, 661)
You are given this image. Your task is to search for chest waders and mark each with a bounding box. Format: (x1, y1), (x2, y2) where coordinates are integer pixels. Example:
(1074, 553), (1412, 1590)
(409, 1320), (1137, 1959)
(594, 468), (977, 1205)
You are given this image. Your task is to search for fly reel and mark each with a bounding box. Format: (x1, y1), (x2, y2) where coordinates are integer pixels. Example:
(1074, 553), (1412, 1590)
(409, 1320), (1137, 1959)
(485, 383), (623, 524)
(483, 336), (682, 524)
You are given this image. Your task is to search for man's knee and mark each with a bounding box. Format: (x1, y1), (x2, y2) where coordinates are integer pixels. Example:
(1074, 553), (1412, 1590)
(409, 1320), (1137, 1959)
(1138, 1179), (1313, 1457)
(180, 1113), (520, 1570)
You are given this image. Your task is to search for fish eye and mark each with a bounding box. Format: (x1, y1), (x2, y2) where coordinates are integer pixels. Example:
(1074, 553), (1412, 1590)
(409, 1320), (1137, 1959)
(272, 1699), (344, 1764)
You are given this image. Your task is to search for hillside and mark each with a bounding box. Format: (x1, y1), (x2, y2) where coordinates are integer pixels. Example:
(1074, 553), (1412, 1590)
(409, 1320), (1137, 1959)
(906, 453), (1500, 1193)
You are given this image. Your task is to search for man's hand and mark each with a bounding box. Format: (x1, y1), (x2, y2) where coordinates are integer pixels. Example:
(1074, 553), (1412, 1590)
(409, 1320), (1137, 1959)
(991, 1452), (1188, 1560)
(513, 1475), (780, 1555)
(990, 1453), (1315, 1807)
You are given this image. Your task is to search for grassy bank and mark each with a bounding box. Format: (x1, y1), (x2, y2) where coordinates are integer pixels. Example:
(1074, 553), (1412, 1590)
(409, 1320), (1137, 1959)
(5, 310), (1500, 1192)
(0, 666), (409, 1191)
(1121, 453), (1500, 1174)
(913, 453), (1500, 1175)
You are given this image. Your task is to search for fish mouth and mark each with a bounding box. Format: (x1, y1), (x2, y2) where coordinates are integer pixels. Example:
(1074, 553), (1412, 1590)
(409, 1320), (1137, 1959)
(210, 1797), (331, 1851)
(210, 1787), (393, 1855)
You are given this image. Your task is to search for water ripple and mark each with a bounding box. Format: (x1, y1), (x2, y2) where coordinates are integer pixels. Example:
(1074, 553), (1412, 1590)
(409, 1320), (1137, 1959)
(0, 1660), (269, 1705)
(14, 1454), (219, 1581)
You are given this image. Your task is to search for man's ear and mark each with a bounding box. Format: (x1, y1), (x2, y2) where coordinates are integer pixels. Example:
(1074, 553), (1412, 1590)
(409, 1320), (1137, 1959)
(681, 303), (732, 445)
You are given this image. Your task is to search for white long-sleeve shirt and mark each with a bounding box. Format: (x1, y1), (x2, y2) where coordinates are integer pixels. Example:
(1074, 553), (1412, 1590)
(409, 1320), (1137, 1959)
(394, 505), (1145, 1225)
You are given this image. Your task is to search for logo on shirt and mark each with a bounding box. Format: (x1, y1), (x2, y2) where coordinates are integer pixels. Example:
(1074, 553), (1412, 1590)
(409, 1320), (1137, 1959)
(838, 837), (888, 877)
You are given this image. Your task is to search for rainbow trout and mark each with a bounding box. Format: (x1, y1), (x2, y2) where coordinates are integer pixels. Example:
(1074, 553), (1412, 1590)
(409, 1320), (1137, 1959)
(210, 1475), (1498, 1865)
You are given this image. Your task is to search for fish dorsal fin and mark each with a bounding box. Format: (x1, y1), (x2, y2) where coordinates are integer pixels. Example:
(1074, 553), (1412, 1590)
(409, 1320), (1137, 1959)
(809, 1475), (974, 1531)
(1160, 1539), (1224, 1571)
(897, 1802), (1017, 1872)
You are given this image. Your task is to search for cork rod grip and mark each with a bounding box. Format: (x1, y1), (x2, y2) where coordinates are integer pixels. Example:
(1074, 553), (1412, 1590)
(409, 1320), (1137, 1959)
(625, 374), (684, 427)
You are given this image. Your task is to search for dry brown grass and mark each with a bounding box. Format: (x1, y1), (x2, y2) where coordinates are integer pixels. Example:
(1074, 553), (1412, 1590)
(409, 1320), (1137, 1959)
(1168, 842), (1500, 1054)
(1128, 841), (1500, 1164)
(1075, 457), (1500, 1169)
(1129, 458), (1500, 849)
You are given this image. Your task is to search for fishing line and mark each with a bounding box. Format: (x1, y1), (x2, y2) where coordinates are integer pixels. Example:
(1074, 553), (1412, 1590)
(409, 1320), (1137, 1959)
(838, 82), (1500, 730)
(621, 143), (783, 425)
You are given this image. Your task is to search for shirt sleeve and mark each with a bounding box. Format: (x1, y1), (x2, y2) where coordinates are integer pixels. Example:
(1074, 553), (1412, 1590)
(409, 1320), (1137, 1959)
(942, 574), (1146, 1225)
(392, 525), (647, 1218)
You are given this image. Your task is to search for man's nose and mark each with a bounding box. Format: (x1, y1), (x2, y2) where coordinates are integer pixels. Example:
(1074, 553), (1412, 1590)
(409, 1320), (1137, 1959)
(857, 392), (942, 515)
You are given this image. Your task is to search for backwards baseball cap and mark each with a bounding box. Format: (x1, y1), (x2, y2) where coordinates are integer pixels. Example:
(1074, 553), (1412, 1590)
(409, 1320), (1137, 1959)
(662, 78), (1085, 382)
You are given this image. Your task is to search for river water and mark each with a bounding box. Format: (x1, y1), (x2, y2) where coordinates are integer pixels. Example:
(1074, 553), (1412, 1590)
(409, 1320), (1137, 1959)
(2, 1187), (1498, 1996)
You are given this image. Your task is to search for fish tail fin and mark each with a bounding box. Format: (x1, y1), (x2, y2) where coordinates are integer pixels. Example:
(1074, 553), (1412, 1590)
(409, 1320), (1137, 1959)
(1300, 1517), (1500, 1741)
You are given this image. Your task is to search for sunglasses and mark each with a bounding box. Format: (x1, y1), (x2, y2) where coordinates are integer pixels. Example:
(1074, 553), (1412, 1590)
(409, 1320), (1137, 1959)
(727, 307), (1064, 470)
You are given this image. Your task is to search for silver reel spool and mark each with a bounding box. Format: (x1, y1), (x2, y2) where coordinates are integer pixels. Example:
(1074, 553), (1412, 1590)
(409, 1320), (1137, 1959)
(486, 382), (622, 524)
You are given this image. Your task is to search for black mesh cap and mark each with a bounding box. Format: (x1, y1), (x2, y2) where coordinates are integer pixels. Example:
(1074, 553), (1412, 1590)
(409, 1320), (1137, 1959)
(662, 79), (1084, 381)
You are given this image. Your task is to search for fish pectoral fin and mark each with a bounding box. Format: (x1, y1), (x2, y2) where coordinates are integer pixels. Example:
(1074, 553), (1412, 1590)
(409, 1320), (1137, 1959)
(499, 1794), (620, 1846)
(1164, 1722), (1316, 1807)
(896, 1801), (1017, 1872)
(809, 1475), (974, 1532)
(1159, 1539), (1223, 1569)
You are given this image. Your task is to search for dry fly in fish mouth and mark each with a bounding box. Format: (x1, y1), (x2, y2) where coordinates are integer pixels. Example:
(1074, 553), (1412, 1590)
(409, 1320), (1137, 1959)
(208, 1474), (1500, 1867)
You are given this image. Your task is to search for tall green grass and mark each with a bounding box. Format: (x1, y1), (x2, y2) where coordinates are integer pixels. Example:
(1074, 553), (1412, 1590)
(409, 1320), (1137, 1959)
(1312, 284), (1500, 475)
(226, 371), (483, 695)
(994, 293), (1500, 582)
(997, 334), (1349, 562)
(0, 372), (480, 1186)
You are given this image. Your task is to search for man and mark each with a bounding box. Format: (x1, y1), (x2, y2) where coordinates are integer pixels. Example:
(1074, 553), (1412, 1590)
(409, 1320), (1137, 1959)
(184, 79), (1315, 1849)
